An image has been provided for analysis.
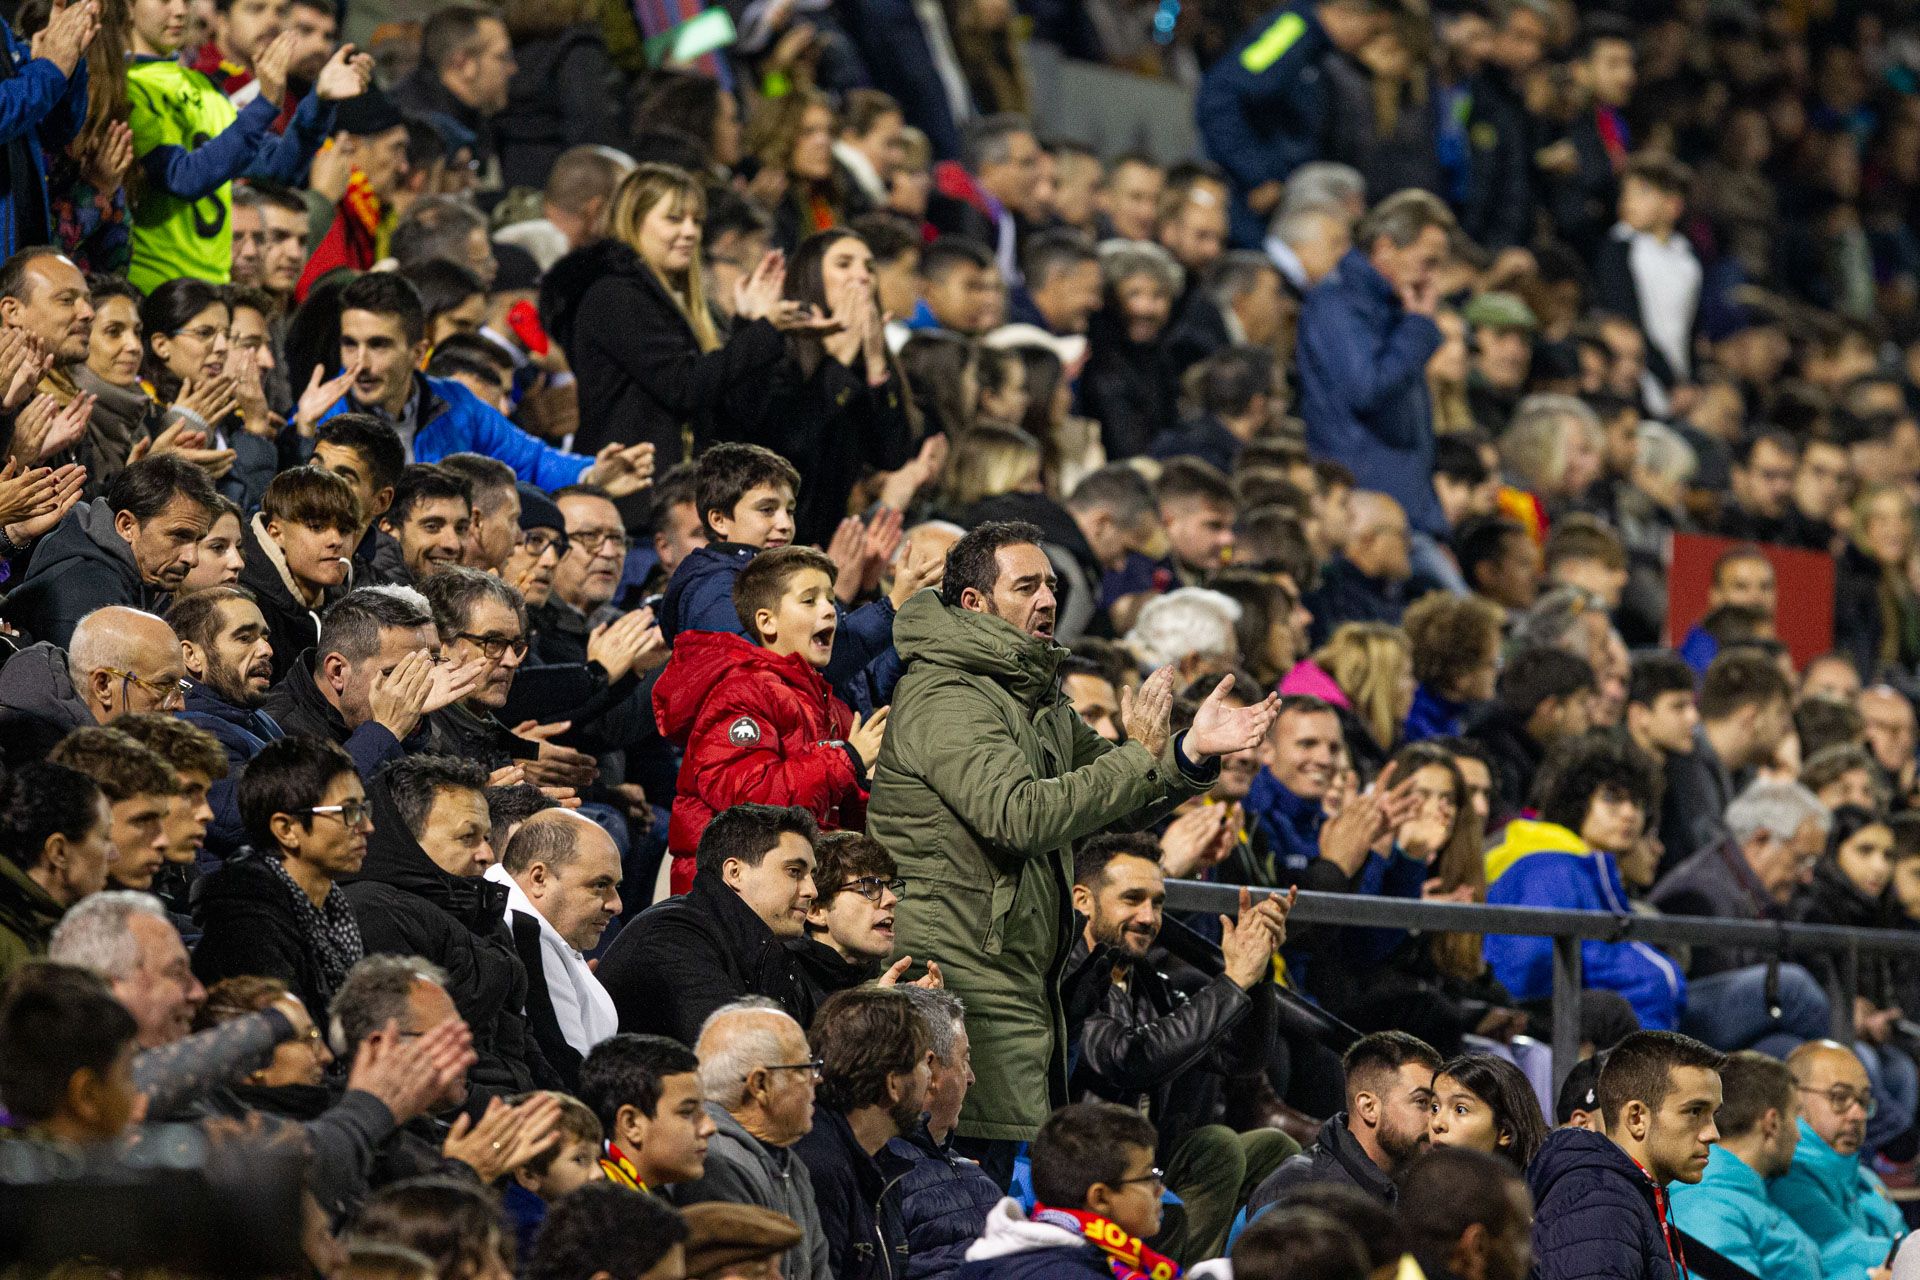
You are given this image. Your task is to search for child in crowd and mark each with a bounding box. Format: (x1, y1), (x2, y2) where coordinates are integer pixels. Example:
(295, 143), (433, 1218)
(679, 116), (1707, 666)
(577, 1033), (717, 1196)
(502, 1091), (606, 1260)
(653, 545), (885, 895)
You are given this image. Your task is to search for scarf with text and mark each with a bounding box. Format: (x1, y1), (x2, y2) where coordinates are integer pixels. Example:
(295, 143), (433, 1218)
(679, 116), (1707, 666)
(1030, 1206), (1181, 1280)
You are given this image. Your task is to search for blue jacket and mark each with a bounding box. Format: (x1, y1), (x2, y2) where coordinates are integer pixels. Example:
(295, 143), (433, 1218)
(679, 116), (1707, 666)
(1296, 251), (1447, 536)
(1484, 820), (1686, 1030)
(316, 374), (595, 492)
(879, 1123), (1003, 1280)
(1196, 2), (1333, 247)
(1403, 683), (1468, 743)
(1529, 1127), (1686, 1280)
(0, 21), (87, 260)
(1244, 767), (1324, 878)
(659, 542), (899, 705)
(181, 679), (285, 863)
(1770, 1118), (1904, 1279)
(1669, 1145), (1822, 1280)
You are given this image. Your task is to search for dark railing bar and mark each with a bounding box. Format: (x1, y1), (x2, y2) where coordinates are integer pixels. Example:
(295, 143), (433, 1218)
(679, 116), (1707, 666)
(1162, 882), (1920, 957)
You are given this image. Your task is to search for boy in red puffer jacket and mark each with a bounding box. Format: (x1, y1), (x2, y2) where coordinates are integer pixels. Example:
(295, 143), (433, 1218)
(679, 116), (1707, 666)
(653, 545), (889, 893)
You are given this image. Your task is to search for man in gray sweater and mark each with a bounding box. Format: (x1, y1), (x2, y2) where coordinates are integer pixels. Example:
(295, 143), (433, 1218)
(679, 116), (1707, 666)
(672, 998), (830, 1280)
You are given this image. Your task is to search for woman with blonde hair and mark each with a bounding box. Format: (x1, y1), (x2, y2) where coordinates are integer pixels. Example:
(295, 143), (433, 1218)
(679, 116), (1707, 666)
(1837, 482), (1920, 676)
(941, 423), (1044, 512)
(539, 161), (833, 462)
(1498, 392), (1605, 508)
(1279, 621), (1414, 776)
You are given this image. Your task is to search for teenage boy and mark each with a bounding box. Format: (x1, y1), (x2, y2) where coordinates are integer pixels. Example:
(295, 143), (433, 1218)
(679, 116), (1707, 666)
(0, 961), (143, 1144)
(503, 1090), (606, 1259)
(1595, 154), (1699, 410)
(955, 1101), (1176, 1280)
(49, 727), (178, 895)
(579, 1033), (718, 1194)
(242, 466), (359, 684)
(653, 546), (884, 895)
(126, 3), (372, 291)
(660, 442), (935, 705)
(792, 831), (910, 1009)
(311, 413), (405, 582)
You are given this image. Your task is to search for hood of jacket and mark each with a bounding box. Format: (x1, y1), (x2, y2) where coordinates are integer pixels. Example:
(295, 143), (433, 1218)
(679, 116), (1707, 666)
(653, 629), (833, 746)
(963, 1198), (1091, 1262)
(343, 768), (506, 932)
(1529, 1126), (1659, 1209)
(661, 543), (757, 643)
(892, 590), (1065, 708)
(26, 495), (145, 593)
(958, 492), (1099, 571)
(0, 641), (94, 726)
(242, 512), (330, 612)
(541, 238), (657, 359)
(1277, 658), (1351, 709)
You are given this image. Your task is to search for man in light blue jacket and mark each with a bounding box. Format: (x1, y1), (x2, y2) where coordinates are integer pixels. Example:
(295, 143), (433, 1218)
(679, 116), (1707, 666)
(1771, 1041), (1904, 1279)
(1670, 1051), (1823, 1278)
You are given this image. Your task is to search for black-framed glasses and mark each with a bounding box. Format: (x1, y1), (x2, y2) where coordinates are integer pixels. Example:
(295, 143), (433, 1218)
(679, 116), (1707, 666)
(759, 1057), (825, 1081)
(519, 529), (569, 558)
(1800, 1084), (1878, 1117)
(1112, 1167), (1165, 1189)
(569, 529), (634, 555)
(305, 800), (374, 828)
(104, 667), (189, 709)
(455, 632), (530, 660)
(842, 876), (906, 903)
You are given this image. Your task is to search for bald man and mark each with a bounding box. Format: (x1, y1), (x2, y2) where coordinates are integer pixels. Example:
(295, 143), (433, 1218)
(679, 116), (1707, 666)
(677, 1000), (831, 1280)
(0, 606), (185, 768)
(1770, 1041), (1904, 1280)
(1304, 490), (1411, 645)
(487, 808), (622, 1083)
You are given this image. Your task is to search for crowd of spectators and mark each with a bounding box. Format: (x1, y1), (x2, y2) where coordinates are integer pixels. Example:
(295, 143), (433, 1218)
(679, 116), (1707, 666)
(9, 0), (1920, 1275)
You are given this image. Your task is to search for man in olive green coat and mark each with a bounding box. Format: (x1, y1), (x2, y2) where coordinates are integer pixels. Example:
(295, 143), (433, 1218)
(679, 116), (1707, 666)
(867, 520), (1280, 1157)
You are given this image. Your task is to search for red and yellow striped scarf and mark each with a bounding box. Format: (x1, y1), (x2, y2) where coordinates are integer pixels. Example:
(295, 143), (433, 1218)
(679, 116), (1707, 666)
(1030, 1206), (1181, 1280)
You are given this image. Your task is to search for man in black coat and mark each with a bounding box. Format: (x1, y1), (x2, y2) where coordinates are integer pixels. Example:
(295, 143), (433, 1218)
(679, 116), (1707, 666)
(596, 804), (816, 1043)
(1464, 647), (1597, 826)
(1066, 835), (1295, 1265)
(343, 753), (557, 1099)
(1529, 1031), (1726, 1280)
(795, 986), (920, 1280)
(1247, 1031), (1440, 1217)
(192, 737), (368, 1024)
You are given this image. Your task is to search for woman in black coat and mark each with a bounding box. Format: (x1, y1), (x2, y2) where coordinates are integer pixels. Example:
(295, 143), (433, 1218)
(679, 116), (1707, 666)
(495, 0), (623, 191)
(539, 163), (826, 465)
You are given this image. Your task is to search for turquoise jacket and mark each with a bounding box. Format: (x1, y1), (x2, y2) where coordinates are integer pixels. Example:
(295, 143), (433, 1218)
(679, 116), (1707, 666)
(1669, 1146), (1822, 1279)
(1769, 1118), (1904, 1278)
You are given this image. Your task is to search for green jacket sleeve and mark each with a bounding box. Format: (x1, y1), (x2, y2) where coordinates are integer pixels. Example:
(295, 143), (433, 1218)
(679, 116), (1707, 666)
(906, 682), (1204, 858)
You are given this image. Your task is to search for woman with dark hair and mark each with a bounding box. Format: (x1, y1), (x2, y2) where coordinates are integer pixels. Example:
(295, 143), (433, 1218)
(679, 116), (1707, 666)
(745, 88), (843, 251)
(900, 330), (977, 442)
(140, 278), (232, 413)
(1428, 1052), (1548, 1171)
(138, 277), (275, 507)
(631, 72), (741, 174)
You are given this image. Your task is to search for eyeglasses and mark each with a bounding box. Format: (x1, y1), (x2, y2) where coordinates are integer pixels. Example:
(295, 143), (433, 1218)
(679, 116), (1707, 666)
(1112, 1167), (1165, 1190)
(455, 631), (530, 659)
(841, 876), (906, 902)
(172, 324), (226, 345)
(104, 668), (190, 709)
(519, 529), (570, 558)
(305, 799), (374, 828)
(569, 529), (634, 555)
(1800, 1085), (1877, 1117)
(758, 1057), (825, 1082)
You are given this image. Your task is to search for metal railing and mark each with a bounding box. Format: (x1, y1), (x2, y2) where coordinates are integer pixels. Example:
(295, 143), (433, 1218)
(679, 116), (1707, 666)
(1162, 880), (1920, 1091)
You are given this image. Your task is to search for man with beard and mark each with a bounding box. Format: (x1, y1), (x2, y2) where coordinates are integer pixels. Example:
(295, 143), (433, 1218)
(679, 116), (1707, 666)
(793, 986), (928, 1280)
(7, 456), (221, 648)
(190, 735), (368, 1022)
(870, 520), (1279, 1181)
(1067, 833), (1295, 1265)
(1249, 1030), (1441, 1211)
(1771, 1041), (1905, 1276)
(173, 587), (286, 855)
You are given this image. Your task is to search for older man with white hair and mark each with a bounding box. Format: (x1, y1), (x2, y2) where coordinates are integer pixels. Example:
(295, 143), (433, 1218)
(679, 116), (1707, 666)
(1302, 491), (1411, 644)
(1123, 587), (1242, 683)
(0, 605), (184, 765)
(673, 998), (830, 1280)
(1650, 781), (1836, 1057)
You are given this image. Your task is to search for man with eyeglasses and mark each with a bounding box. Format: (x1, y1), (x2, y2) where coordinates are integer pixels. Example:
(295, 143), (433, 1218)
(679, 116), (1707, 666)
(421, 566), (598, 792)
(192, 735), (367, 1023)
(1773, 1040), (1905, 1277)
(678, 999), (831, 1280)
(503, 485), (567, 611)
(526, 483), (666, 688)
(789, 832), (914, 1018)
(0, 605), (185, 768)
